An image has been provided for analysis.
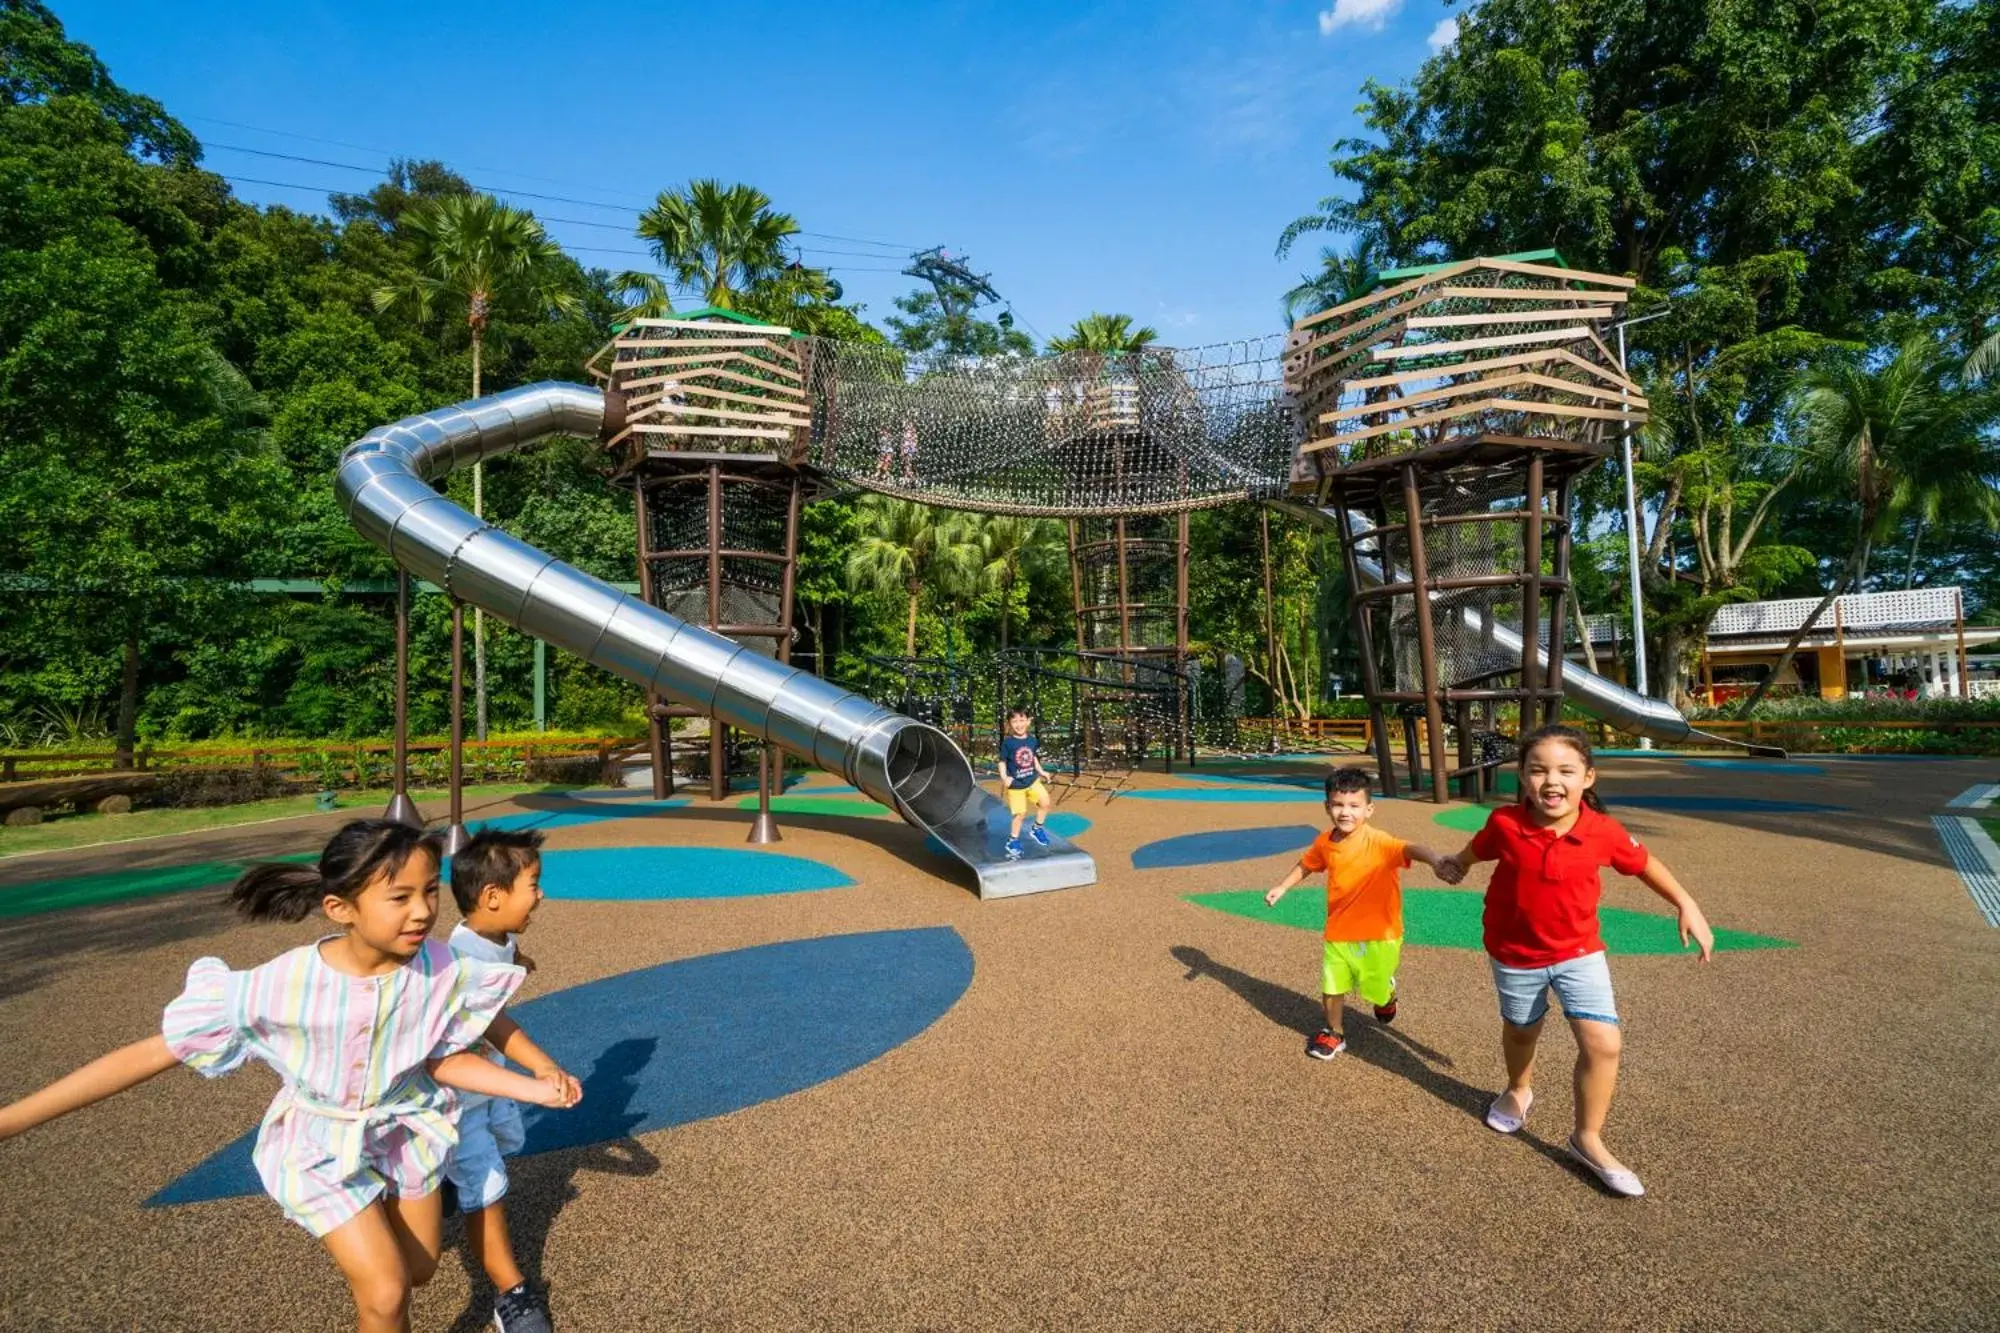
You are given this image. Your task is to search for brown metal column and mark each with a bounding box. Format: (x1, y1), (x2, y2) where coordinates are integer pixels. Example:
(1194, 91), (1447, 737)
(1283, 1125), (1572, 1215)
(1067, 519), (1088, 649)
(633, 477), (671, 799)
(1333, 482), (1398, 797)
(1544, 475), (1570, 727)
(707, 463), (726, 802)
(1114, 516), (1132, 653)
(1520, 455), (1545, 734)
(1175, 510), (1191, 763)
(749, 477), (803, 845)
(1400, 466), (1450, 804)
(444, 601), (469, 853)
(383, 570), (420, 827)
(1260, 509), (1278, 721)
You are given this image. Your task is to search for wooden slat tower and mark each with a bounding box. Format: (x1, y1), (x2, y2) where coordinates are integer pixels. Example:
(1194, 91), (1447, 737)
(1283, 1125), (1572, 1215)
(1285, 255), (1648, 801)
(589, 309), (814, 807)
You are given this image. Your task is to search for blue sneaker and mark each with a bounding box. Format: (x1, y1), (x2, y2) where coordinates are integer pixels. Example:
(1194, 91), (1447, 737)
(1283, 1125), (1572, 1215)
(1004, 838), (1023, 860)
(1029, 823), (1051, 847)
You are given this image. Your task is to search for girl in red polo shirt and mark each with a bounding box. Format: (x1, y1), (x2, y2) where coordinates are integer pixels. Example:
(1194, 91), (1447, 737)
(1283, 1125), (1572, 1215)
(1441, 724), (1713, 1198)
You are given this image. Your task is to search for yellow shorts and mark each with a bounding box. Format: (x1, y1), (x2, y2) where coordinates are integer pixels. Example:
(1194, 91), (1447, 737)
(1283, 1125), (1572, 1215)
(1005, 780), (1049, 817)
(1322, 938), (1402, 1007)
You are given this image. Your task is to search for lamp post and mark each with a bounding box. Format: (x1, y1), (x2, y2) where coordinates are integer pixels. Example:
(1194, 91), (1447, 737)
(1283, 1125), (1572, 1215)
(1614, 308), (1670, 748)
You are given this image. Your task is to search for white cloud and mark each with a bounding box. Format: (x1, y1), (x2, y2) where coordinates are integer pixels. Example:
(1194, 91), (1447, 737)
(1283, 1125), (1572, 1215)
(1318, 0), (1403, 35)
(1427, 16), (1459, 50)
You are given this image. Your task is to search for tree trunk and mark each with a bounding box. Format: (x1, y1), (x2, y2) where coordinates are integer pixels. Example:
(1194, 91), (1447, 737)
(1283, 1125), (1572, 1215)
(471, 325), (488, 741)
(114, 623), (141, 770)
(905, 587), (919, 657)
(1902, 518), (1925, 590)
(1735, 530), (1875, 717)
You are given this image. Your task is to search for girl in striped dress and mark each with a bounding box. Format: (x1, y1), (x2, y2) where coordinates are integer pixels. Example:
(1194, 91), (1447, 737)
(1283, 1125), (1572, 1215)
(0, 820), (582, 1333)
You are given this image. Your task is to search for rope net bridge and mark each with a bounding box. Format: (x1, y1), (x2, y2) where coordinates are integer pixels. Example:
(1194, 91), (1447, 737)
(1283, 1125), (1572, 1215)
(592, 321), (1300, 518)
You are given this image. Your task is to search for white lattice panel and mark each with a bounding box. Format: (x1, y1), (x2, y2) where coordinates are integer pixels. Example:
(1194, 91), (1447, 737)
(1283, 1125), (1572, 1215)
(1709, 587), (1962, 636)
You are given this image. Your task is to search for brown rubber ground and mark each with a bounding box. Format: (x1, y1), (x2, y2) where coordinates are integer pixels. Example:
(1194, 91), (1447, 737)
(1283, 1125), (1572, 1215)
(1, 755), (1997, 1331)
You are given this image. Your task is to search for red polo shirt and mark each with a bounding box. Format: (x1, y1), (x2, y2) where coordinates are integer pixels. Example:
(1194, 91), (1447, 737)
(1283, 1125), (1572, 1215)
(1470, 803), (1650, 967)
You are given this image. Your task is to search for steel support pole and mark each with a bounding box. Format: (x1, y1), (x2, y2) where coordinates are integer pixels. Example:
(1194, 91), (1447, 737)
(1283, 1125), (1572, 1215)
(1521, 454), (1546, 735)
(1617, 322), (1653, 748)
(1400, 466), (1450, 804)
(383, 570), (421, 827)
(443, 601), (469, 855)
(1546, 476), (1572, 728)
(1332, 481), (1398, 796)
(708, 464), (726, 802)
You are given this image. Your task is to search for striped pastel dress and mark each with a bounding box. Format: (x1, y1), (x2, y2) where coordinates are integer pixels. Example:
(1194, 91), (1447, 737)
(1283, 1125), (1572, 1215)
(161, 937), (523, 1237)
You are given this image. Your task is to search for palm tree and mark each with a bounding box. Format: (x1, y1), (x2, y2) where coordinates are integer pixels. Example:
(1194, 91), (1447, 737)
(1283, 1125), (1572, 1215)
(375, 193), (583, 739)
(976, 515), (1063, 650)
(1282, 240), (1382, 323)
(611, 270), (677, 323)
(845, 498), (982, 656)
(1736, 334), (2000, 714)
(636, 180), (814, 310)
(1047, 313), (1159, 353)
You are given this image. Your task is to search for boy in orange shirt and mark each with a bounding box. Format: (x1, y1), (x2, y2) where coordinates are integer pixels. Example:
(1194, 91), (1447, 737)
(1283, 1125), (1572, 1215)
(1266, 767), (1459, 1058)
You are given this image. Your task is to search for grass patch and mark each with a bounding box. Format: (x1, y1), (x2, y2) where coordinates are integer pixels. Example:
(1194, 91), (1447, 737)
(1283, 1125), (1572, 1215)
(0, 784), (578, 859)
(1982, 817), (2000, 843)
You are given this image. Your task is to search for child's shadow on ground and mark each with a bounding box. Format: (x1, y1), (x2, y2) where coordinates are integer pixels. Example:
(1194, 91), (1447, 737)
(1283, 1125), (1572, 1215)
(1169, 945), (1578, 1175)
(446, 1037), (664, 1332)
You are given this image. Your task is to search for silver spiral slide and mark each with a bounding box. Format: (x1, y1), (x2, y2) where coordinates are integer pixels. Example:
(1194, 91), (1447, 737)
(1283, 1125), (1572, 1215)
(336, 382), (1096, 900)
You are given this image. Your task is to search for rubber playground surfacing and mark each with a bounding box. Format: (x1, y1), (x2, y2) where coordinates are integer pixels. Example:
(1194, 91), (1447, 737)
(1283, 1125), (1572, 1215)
(1, 755), (1997, 1331)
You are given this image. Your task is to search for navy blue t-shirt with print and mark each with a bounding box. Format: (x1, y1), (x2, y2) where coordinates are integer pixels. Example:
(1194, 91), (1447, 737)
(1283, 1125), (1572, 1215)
(1000, 735), (1041, 789)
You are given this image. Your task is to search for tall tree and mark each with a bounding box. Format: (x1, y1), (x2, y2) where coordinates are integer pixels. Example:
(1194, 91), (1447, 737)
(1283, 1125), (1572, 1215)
(1047, 313), (1159, 353)
(1276, 239), (1382, 324)
(636, 179), (812, 310)
(845, 498), (981, 656)
(885, 287), (1034, 358)
(1738, 334), (2000, 712)
(973, 515), (1063, 651)
(373, 193), (583, 739)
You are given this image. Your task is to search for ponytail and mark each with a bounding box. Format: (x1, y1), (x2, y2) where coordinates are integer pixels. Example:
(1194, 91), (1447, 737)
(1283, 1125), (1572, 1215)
(229, 819), (441, 923)
(1515, 723), (1608, 812)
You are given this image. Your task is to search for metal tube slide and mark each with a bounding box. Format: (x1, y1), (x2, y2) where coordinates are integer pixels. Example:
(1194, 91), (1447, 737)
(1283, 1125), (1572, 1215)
(337, 382), (1094, 899)
(1272, 502), (1764, 751)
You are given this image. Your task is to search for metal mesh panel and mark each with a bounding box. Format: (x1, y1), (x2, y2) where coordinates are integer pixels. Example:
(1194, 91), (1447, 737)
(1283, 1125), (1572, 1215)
(1377, 468), (1553, 693)
(804, 335), (1300, 516)
(1072, 515), (1182, 652)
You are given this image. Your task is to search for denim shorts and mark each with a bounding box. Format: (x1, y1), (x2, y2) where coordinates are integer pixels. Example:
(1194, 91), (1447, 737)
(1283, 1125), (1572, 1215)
(1490, 951), (1619, 1027)
(445, 1095), (525, 1213)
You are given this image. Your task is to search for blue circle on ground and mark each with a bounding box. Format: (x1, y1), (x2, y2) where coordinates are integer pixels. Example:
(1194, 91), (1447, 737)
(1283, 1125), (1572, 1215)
(1613, 795), (1849, 814)
(146, 927), (974, 1209)
(1684, 759), (1825, 775)
(538, 847), (855, 900)
(1133, 825), (1319, 870)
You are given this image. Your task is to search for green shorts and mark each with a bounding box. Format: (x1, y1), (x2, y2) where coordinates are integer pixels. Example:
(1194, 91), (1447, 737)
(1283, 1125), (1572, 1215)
(1322, 938), (1402, 1007)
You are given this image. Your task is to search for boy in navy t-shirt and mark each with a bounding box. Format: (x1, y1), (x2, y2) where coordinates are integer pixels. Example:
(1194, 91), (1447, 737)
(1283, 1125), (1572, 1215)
(998, 707), (1052, 860)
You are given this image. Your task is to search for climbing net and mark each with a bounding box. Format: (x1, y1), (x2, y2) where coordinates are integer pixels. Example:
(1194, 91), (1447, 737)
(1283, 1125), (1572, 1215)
(1375, 469), (1554, 694)
(801, 334), (1300, 516)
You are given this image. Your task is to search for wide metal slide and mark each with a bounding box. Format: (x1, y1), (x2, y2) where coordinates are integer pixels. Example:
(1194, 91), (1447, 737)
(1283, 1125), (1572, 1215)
(335, 382), (1095, 900)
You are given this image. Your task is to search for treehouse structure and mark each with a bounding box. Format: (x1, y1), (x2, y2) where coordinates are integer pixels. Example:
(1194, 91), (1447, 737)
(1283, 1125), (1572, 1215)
(1285, 254), (1648, 800)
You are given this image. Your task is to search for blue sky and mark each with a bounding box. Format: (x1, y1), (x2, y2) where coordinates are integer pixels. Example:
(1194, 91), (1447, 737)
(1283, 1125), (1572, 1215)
(57, 0), (1459, 346)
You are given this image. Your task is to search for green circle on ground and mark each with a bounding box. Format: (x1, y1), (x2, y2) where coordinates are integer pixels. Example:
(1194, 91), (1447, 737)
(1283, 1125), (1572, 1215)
(1186, 887), (1793, 954)
(1433, 804), (1495, 832)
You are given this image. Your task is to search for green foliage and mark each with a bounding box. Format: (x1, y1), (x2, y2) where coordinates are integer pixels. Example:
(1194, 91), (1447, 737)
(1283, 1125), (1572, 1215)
(885, 286), (1034, 358)
(1046, 313), (1158, 353)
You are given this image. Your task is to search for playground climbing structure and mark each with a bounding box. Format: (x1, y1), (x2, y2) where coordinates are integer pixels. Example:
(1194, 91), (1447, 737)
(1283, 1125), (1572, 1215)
(1285, 256), (1648, 799)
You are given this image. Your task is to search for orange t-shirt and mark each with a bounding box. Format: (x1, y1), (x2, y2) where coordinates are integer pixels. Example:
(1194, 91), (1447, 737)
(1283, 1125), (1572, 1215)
(1298, 823), (1409, 942)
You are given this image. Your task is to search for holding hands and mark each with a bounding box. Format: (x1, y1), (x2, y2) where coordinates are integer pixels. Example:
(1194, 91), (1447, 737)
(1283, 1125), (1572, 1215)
(529, 1063), (583, 1109)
